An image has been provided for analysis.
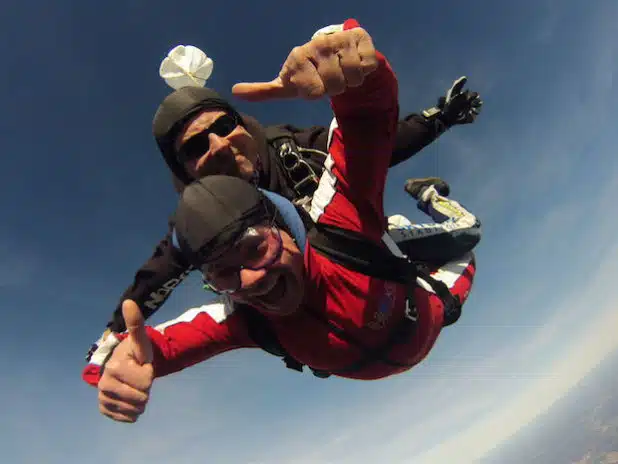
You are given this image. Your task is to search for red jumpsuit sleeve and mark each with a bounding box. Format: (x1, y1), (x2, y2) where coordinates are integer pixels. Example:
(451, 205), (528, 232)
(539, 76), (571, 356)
(82, 301), (257, 387)
(310, 19), (399, 242)
(147, 304), (257, 377)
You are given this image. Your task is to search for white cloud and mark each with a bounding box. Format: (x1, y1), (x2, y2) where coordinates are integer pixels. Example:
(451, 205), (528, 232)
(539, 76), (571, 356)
(411, 259), (618, 463)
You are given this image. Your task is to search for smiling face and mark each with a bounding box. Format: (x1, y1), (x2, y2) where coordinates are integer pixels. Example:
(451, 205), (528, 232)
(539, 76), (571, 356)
(175, 110), (260, 182)
(202, 222), (306, 316)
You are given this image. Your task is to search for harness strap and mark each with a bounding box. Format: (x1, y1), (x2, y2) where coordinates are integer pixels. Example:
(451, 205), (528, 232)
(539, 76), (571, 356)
(244, 129), (462, 377)
(309, 223), (461, 324)
(307, 223), (409, 283)
(242, 223), (461, 378)
(268, 132), (322, 201)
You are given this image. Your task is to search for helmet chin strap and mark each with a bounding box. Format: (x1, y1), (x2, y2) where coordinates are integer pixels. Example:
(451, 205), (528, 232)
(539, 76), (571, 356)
(259, 189), (307, 254)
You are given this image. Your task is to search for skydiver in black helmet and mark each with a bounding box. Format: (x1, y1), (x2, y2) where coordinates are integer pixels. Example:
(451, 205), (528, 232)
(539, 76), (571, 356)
(88, 20), (482, 423)
(85, 25), (482, 361)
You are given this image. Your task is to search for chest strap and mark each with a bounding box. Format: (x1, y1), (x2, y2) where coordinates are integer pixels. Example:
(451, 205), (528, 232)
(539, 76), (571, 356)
(241, 223), (462, 378)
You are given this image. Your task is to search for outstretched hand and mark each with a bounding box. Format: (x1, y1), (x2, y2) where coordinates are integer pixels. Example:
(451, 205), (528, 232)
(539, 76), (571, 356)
(97, 300), (154, 423)
(232, 20), (378, 102)
(438, 76), (483, 125)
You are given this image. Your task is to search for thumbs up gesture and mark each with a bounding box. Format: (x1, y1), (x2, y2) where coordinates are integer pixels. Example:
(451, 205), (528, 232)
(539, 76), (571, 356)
(97, 300), (154, 423)
(232, 20), (378, 102)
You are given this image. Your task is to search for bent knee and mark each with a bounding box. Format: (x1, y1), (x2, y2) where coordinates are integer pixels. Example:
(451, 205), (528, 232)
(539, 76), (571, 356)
(432, 252), (476, 303)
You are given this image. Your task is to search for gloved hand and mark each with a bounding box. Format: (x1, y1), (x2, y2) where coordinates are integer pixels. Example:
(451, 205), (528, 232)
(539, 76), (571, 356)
(423, 76), (483, 126)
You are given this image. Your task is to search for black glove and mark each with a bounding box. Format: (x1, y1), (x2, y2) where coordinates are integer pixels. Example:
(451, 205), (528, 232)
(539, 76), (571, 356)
(423, 76), (483, 126)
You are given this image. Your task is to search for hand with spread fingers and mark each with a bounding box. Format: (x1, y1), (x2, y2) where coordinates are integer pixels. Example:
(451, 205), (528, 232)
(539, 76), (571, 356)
(439, 76), (483, 125)
(97, 300), (154, 423)
(232, 19), (379, 102)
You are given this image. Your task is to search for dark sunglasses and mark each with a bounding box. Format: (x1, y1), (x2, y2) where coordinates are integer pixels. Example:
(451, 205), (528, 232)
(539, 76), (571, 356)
(176, 113), (240, 163)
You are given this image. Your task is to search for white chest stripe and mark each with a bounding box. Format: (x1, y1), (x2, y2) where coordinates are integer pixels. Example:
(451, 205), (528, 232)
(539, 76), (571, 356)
(326, 116), (338, 150)
(309, 115), (472, 297)
(309, 117), (339, 223)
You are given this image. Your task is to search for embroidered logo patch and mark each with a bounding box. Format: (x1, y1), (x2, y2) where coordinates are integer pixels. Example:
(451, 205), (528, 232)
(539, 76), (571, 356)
(367, 282), (397, 330)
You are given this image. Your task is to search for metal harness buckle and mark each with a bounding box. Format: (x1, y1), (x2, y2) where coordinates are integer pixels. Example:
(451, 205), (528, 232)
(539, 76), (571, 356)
(405, 299), (419, 322)
(278, 142), (320, 199)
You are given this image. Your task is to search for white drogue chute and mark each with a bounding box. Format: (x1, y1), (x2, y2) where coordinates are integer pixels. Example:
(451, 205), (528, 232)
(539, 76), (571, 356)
(159, 45), (213, 89)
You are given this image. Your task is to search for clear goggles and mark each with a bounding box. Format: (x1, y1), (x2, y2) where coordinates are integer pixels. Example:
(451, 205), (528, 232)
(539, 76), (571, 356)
(201, 224), (283, 294)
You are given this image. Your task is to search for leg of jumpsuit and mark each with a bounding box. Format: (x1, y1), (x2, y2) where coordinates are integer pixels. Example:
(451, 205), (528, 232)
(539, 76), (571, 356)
(385, 186), (481, 325)
(387, 185), (481, 265)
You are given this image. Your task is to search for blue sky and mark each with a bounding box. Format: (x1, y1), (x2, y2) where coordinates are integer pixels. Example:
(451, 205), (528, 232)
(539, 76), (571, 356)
(1, 1), (617, 463)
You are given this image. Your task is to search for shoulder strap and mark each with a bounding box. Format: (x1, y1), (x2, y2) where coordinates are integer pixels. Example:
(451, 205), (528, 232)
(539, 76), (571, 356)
(307, 223), (413, 283)
(307, 223), (462, 325)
